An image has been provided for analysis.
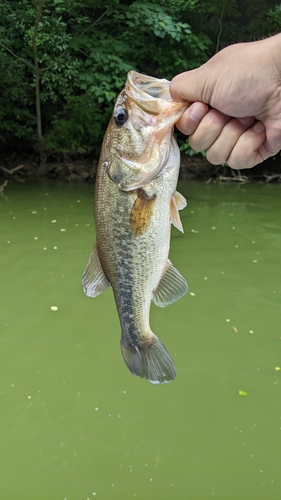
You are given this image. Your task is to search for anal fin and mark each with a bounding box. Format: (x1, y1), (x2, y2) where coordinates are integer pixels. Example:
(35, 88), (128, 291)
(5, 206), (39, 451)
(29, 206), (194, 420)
(82, 244), (110, 297)
(152, 259), (188, 307)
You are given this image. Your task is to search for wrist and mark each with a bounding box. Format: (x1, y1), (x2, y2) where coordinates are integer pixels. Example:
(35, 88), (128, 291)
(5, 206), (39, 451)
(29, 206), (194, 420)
(265, 33), (281, 81)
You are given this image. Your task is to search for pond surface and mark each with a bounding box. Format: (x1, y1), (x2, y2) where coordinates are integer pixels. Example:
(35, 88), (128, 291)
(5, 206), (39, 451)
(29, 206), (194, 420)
(1, 180), (281, 500)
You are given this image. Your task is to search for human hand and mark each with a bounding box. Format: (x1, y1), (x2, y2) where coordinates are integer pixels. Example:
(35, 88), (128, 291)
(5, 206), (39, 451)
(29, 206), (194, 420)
(170, 34), (281, 169)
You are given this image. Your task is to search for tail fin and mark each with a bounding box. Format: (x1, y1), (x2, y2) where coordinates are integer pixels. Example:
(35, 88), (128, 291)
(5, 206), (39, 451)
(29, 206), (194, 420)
(120, 334), (176, 384)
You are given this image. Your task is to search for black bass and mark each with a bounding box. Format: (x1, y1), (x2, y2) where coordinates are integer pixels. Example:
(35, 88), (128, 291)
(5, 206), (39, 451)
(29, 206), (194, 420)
(82, 71), (189, 384)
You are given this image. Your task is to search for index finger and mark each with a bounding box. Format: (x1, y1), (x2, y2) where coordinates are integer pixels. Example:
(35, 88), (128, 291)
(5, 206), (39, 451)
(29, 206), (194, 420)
(174, 102), (209, 136)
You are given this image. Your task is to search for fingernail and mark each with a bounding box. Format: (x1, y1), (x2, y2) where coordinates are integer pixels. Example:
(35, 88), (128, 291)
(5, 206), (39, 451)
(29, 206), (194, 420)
(189, 103), (206, 122)
(253, 121), (265, 133)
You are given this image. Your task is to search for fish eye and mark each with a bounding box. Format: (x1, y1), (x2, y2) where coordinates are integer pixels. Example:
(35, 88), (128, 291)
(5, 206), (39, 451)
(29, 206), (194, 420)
(113, 107), (128, 126)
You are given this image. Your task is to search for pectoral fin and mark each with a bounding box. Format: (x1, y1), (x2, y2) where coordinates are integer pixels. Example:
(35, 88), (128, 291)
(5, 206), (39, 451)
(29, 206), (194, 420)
(82, 244), (110, 297)
(152, 259), (188, 307)
(130, 189), (156, 236)
(170, 191), (187, 233)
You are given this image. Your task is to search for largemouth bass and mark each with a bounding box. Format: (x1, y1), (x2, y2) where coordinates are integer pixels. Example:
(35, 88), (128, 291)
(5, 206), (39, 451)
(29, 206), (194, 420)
(82, 71), (189, 384)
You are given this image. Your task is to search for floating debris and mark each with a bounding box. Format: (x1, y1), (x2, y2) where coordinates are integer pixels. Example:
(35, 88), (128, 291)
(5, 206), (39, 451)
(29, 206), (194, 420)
(51, 219), (57, 223)
(274, 367), (280, 371)
(50, 306), (58, 311)
(238, 390), (248, 396)
(232, 326), (238, 333)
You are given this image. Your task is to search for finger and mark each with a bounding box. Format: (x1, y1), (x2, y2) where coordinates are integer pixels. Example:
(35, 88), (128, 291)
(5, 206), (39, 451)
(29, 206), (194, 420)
(226, 121), (266, 169)
(261, 120), (281, 157)
(175, 102), (209, 135)
(188, 109), (230, 152)
(170, 69), (206, 102)
(205, 117), (255, 165)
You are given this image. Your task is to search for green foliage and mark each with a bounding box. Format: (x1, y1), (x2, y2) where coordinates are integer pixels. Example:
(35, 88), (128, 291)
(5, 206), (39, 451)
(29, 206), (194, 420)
(0, 0), (280, 155)
(44, 95), (109, 152)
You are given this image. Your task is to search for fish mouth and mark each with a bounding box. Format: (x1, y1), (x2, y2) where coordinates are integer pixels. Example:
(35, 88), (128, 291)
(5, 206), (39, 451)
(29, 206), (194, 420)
(126, 70), (187, 116)
(127, 70), (171, 101)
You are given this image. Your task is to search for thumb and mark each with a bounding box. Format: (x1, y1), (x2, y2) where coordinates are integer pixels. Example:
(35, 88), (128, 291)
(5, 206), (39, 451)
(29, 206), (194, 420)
(170, 68), (207, 103)
(170, 68), (210, 136)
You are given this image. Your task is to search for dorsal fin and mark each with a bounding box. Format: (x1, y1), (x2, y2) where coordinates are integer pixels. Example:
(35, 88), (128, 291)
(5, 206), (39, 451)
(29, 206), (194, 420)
(152, 259), (188, 307)
(82, 244), (110, 297)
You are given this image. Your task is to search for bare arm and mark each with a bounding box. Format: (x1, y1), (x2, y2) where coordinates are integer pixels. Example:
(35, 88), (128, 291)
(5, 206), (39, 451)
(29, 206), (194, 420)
(170, 34), (281, 169)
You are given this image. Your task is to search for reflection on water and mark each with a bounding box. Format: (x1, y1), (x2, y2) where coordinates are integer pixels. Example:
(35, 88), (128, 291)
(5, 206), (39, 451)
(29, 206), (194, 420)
(0, 180), (281, 500)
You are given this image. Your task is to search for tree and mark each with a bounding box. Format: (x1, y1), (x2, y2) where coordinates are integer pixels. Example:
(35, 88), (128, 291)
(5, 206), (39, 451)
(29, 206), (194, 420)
(0, 0), (280, 158)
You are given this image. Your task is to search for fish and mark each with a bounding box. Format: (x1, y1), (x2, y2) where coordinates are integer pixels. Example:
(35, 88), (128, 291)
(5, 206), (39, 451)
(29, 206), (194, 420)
(82, 70), (189, 384)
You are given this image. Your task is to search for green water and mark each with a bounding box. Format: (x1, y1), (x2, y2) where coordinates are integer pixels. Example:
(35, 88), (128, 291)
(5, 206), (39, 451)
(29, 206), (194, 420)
(1, 180), (281, 500)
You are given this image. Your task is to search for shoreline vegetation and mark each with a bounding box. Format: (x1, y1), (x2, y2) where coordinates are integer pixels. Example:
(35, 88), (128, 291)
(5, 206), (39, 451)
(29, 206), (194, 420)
(0, 152), (280, 186)
(1, 1), (280, 171)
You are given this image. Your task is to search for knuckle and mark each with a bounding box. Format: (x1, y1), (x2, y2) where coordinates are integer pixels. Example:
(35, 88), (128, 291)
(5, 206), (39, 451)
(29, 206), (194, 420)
(206, 149), (224, 165)
(188, 136), (201, 152)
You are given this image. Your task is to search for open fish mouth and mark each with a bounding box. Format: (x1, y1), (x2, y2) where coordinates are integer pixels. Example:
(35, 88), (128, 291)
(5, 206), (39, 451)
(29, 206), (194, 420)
(127, 70), (171, 102)
(126, 70), (187, 117)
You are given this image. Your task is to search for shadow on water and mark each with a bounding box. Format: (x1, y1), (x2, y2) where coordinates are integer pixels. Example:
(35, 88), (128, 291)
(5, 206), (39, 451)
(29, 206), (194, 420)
(0, 180), (281, 500)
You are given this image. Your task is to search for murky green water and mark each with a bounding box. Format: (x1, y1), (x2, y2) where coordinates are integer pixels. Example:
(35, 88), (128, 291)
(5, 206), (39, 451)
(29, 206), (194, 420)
(1, 180), (281, 500)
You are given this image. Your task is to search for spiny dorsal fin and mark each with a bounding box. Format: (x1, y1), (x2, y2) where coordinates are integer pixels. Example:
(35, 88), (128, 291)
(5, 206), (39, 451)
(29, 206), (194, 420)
(82, 244), (111, 297)
(152, 259), (188, 307)
(130, 189), (156, 236)
(170, 191), (187, 233)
